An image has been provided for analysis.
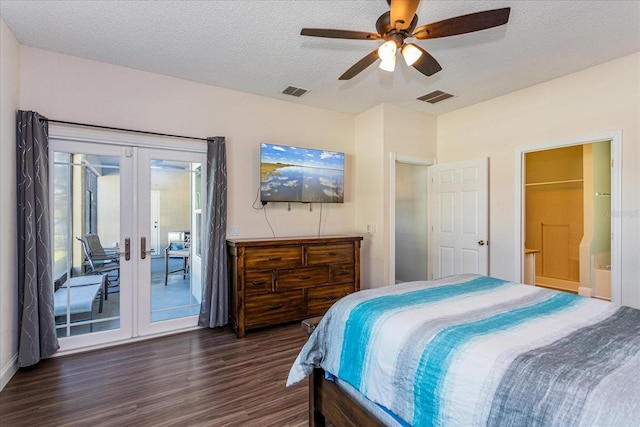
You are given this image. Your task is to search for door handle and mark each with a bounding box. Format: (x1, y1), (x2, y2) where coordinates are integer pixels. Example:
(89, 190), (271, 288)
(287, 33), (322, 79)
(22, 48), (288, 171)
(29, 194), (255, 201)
(117, 237), (131, 261)
(478, 240), (486, 246)
(140, 237), (155, 259)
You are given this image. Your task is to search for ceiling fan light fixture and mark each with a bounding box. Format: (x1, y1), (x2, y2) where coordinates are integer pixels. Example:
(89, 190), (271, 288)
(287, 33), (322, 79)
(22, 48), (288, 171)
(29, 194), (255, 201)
(377, 40), (397, 61)
(401, 44), (422, 66)
(379, 55), (396, 72)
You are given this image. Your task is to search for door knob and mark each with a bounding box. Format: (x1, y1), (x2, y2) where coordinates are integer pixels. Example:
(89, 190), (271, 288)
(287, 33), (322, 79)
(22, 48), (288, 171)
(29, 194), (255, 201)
(478, 240), (486, 246)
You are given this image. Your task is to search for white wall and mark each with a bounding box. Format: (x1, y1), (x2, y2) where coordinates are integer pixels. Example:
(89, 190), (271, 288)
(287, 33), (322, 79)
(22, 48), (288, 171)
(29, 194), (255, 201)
(18, 47), (357, 240)
(438, 53), (640, 309)
(0, 17), (20, 391)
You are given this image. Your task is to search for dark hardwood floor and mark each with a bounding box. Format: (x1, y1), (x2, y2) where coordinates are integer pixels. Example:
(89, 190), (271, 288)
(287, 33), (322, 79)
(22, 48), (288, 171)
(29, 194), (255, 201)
(0, 324), (310, 426)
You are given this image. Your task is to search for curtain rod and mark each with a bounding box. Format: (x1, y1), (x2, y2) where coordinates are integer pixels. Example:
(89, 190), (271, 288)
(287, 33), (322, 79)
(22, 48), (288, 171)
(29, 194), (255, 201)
(39, 118), (208, 142)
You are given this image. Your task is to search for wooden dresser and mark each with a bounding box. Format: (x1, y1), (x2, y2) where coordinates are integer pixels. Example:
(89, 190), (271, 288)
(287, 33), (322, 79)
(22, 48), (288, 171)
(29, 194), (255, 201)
(227, 235), (362, 338)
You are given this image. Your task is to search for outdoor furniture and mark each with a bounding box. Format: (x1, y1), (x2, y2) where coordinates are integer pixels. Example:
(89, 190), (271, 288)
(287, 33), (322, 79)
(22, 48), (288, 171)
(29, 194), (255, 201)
(164, 231), (190, 285)
(77, 237), (120, 298)
(54, 275), (106, 329)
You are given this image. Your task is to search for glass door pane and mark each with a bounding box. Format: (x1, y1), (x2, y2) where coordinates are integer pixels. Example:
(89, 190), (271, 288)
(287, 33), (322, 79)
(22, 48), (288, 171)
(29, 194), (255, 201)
(51, 143), (132, 346)
(137, 149), (204, 335)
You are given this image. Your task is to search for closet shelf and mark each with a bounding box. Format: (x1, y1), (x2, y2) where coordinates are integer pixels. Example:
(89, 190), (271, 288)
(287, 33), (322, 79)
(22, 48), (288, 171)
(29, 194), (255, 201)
(525, 179), (583, 189)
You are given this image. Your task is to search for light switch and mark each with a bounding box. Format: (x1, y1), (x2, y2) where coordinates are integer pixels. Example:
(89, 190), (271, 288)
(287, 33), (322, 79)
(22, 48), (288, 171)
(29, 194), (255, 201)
(229, 225), (240, 237)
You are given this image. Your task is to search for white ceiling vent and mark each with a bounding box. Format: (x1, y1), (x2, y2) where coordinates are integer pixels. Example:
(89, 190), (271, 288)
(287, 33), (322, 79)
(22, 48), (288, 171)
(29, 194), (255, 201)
(281, 86), (310, 97)
(417, 90), (454, 104)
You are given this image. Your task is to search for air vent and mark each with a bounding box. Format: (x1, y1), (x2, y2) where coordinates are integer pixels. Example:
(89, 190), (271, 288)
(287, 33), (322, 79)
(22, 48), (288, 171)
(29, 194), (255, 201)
(417, 90), (454, 104)
(281, 86), (310, 97)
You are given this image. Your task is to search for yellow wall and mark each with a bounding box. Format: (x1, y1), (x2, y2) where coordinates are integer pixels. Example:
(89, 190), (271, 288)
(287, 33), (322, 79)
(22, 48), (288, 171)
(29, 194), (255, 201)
(525, 145), (584, 285)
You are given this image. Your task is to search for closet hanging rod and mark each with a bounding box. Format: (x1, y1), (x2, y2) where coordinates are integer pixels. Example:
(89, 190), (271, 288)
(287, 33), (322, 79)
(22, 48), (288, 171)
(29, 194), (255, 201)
(38, 118), (208, 142)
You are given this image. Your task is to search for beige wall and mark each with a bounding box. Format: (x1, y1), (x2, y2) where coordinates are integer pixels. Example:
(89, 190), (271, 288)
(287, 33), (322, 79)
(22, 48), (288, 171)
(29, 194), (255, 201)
(438, 53), (640, 309)
(355, 104), (438, 288)
(355, 106), (385, 288)
(0, 17), (20, 390)
(0, 18), (20, 390)
(19, 46), (357, 242)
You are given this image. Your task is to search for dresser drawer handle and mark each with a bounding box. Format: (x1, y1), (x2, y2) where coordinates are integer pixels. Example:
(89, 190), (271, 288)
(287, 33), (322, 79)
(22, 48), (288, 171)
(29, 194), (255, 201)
(267, 256), (282, 261)
(250, 280), (267, 286)
(297, 275), (312, 280)
(336, 271), (349, 276)
(325, 295), (339, 301)
(326, 252), (338, 256)
(268, 304), (283, 310)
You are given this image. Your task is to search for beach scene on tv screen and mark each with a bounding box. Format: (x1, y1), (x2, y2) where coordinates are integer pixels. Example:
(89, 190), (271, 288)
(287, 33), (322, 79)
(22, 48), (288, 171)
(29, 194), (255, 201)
(260, 143), (344, 203)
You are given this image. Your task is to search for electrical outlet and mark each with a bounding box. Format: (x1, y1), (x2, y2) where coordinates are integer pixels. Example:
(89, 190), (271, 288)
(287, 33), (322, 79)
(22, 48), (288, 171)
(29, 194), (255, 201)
(229, 225), (240, 237)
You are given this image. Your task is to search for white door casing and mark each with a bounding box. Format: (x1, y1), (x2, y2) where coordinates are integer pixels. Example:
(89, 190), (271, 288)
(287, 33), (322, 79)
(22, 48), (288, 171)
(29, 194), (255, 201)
(429, 157), (489, 279)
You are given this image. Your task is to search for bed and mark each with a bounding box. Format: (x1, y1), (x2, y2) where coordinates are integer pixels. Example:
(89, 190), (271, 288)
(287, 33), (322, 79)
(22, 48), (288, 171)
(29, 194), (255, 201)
(287, 274), (640, 426)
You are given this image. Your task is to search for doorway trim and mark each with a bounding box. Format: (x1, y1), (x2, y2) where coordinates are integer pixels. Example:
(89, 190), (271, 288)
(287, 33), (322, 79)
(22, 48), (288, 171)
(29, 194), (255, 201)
(515, 131), (622, 304)
(389, 152), (435, 286)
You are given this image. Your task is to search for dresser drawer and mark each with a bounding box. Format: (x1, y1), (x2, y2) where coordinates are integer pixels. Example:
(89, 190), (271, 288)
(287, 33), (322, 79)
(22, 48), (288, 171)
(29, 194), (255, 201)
(332, 262), (354, 283)
(278, 266), (330, 291)
(244, 270), (273, 294)
(245, 291), (303, 327)
(244, 246), (302, 269)
(307, 283), (354, 315)
(306, 243), (354, 265)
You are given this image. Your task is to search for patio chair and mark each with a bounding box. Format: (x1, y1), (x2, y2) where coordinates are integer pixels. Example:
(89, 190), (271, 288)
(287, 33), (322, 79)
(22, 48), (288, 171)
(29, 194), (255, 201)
(164, 231), (190, 285)
(85, 234), (120, 264)
(77, 237), (120, 298)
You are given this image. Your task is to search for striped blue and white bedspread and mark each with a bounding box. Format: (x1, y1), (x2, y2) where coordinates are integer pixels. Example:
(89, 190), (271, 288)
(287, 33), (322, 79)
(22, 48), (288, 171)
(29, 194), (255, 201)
(287, 274), (640, 426)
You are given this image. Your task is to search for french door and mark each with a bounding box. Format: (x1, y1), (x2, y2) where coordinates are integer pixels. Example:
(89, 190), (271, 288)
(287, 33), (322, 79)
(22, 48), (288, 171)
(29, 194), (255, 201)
(50, 127), (206, 352)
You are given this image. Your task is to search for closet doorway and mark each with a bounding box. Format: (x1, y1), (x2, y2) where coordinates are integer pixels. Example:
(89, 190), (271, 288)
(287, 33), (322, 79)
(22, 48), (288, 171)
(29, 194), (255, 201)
(518, 132), (621, 303)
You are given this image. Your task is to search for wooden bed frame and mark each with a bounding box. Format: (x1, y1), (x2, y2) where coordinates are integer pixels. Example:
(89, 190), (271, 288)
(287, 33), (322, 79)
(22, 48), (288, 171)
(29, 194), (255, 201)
(309, 367), (385, 427)
(303, 317), (386, 426)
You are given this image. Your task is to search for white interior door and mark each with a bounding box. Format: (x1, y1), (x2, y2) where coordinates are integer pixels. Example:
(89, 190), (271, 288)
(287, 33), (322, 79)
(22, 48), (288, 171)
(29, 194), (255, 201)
(429, 157), (489, 279)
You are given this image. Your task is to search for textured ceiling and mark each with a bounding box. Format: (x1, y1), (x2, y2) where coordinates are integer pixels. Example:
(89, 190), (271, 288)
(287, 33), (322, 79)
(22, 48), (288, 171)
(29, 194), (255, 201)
(1, 0), (639, 115)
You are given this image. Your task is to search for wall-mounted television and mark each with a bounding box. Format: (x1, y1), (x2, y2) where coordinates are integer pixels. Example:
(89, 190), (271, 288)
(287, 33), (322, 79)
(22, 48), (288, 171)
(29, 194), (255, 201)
(260, 143), (345, 203)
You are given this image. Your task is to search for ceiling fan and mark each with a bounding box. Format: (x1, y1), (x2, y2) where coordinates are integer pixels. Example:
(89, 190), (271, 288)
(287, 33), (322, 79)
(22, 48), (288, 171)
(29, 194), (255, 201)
(300, 0), (510, 80)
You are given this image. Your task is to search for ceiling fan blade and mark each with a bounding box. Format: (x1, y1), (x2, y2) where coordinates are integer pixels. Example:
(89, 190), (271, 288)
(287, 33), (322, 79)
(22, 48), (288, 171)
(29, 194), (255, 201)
(339, 49), (380, 80)
(413, 7), (510, 40)
(390, 0), (421, 30)
(301, 28), (380, 40)
(408, 44), (442, 77)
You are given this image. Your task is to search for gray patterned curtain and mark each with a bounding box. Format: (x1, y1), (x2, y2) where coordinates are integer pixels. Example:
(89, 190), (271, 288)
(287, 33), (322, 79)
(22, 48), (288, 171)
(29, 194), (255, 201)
(16, 110), (59, 366)
(198, 137), (228, 328)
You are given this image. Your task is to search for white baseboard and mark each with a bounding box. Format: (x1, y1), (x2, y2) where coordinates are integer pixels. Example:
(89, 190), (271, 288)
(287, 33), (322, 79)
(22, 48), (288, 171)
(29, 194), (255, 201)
(0, 353), (18, 392)
(578, 286), (592, 297)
